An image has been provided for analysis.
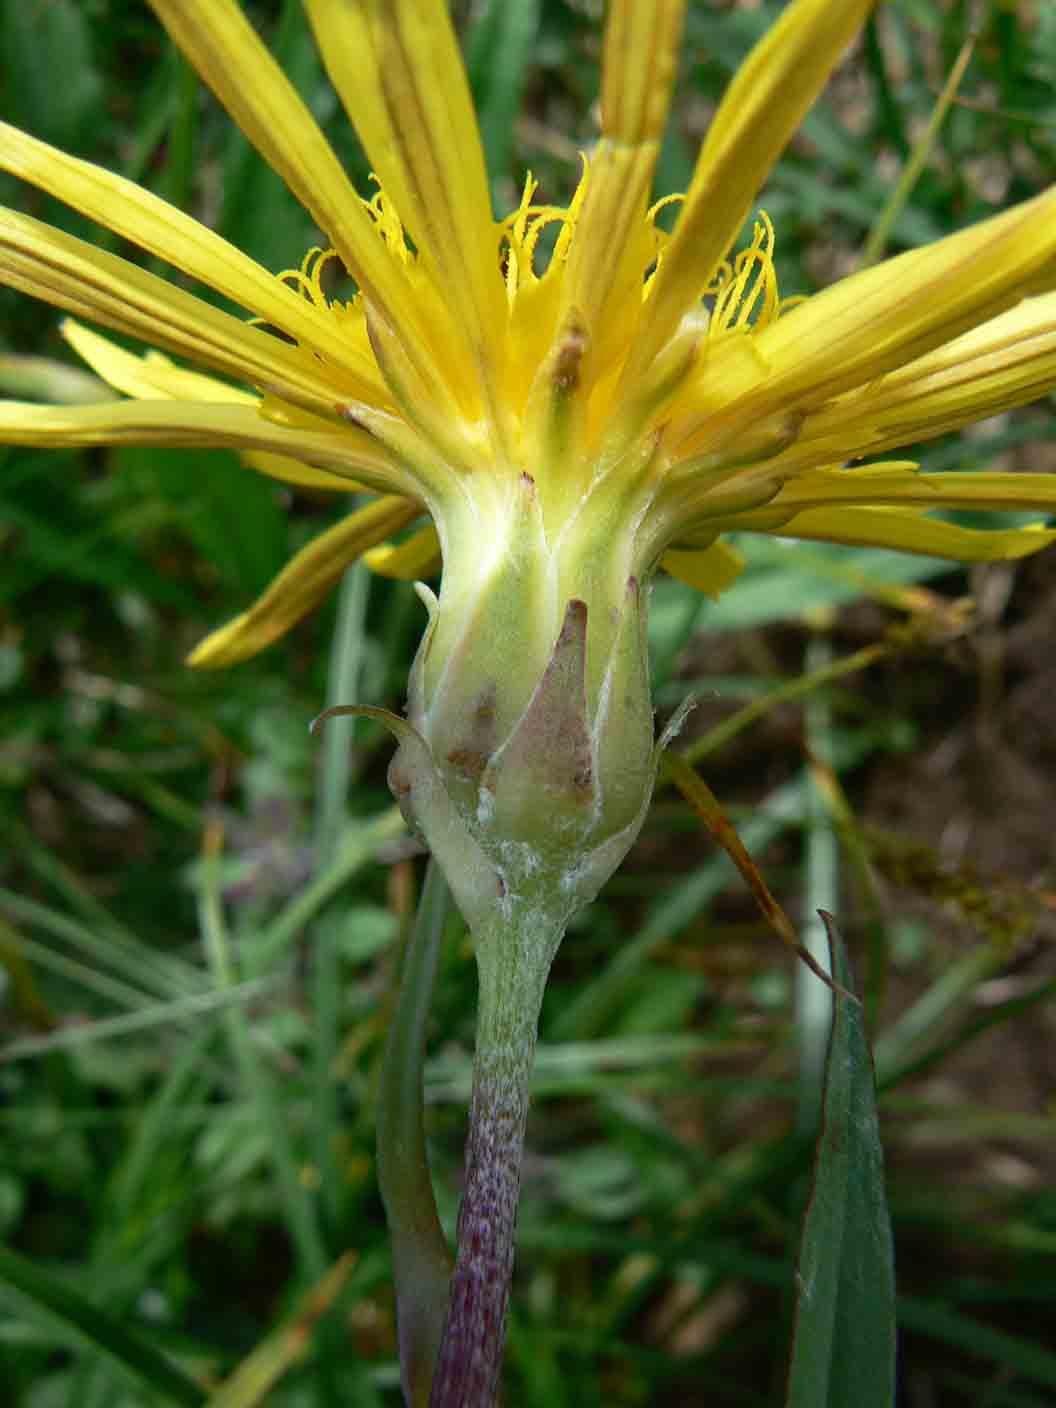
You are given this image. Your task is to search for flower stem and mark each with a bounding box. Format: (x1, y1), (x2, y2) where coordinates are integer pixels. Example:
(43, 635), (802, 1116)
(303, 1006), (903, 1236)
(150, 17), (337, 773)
(429, 910), (561, 1408)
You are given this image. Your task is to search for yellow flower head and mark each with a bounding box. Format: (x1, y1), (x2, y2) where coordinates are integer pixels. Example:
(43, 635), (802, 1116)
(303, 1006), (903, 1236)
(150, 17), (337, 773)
(3, 0), (1056, 641)
(2, 0), (1056, 923)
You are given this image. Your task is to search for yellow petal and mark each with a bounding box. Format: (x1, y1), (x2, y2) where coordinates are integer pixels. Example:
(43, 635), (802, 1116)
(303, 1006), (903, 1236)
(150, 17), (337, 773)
(634, 0), (874, 373)
(240, 451), (362, 494)
(770, 467), (1056, 517)
(601, 0), (686, 147)
(796, 292), (1056, 459)
(188, 496), (422, 667)
(561, 144), (656, 386)
(60, 321), (255, 404)
(0, 207), (350, 421)
(560, 1), (685, 381)
(680, 188), (1056, 457)
(0, 399), (416, 498)
(52, 327), (370, 491)
(147, 0), (418, 338)
(304, 0), (506, 423)
(760, 189), (1056, 399)
(363, 521), (441, 579)
(662, 539), (746, 598)
(0, 120), (381, 395)
(776, 506), (1056, 561)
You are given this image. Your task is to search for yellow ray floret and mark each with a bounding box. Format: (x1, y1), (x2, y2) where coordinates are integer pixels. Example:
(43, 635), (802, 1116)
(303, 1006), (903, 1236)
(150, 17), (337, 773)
(0, 399), (415, 500)
(558, 0), (686, 388)
(60, 321), (255, 406)
(661, 540), (747, 599)
(304, 0), (507, 437)
(189, 496), (422, 667)
(794, 293), (1056, 459)
(364, 522), (442, 581)
(0, 121), (382, 395)
(633, 0), (877, 375)
(148, 0), (425, 356)
(0, 208), (359, 421)
(773, 508), (1056, 562)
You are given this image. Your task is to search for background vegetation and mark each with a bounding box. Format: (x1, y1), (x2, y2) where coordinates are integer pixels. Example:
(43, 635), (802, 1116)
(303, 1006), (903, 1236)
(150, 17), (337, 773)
(2, 1), (1056, 1403)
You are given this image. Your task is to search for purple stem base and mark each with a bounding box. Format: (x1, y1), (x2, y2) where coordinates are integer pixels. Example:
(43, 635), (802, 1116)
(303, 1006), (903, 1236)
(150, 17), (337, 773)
(428, 934), (550, 1408)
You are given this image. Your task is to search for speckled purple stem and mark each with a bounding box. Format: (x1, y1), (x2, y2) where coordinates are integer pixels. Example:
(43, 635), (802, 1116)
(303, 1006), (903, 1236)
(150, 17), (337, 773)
(428, 927), (554, 1408)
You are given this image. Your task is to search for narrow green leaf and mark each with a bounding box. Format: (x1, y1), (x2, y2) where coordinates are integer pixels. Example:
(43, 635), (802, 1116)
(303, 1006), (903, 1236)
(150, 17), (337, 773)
(377, 859), (454, 1408)
(0, 0), (101, 147)
(312, 561), (371, 1228)
(898, 1298), (1056, 1392)
(0, 1244), (205, 1408)
(787, 912), (896, 1408)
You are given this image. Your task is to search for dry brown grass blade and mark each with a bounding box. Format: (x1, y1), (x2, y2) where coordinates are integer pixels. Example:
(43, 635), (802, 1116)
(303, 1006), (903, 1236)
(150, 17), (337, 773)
(205, 1253), (357, 1408)
(663, 750), (855, 1000)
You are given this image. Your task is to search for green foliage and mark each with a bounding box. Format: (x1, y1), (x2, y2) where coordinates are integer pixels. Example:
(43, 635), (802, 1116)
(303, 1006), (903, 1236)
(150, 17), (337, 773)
(0, 1243), (206, 1408)
(2, 2), (1055, 1405)
(787, 919), (896, 1408)
(0, 0), (102, 151)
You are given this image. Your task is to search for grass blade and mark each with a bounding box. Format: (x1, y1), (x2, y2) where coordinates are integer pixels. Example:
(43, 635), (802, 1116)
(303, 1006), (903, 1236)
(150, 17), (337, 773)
(206, 1254), (357, 1408)
(787, 913), (896, 1408)
(0, 1243), (205, 1408)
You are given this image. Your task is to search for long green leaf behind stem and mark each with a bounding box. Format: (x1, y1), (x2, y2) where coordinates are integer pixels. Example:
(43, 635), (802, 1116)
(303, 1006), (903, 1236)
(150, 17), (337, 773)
(378, 859), (455, 1407)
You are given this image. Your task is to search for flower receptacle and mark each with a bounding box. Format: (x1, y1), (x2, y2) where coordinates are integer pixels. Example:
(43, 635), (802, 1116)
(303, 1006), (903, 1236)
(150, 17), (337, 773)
(389, 481), (659, 938)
